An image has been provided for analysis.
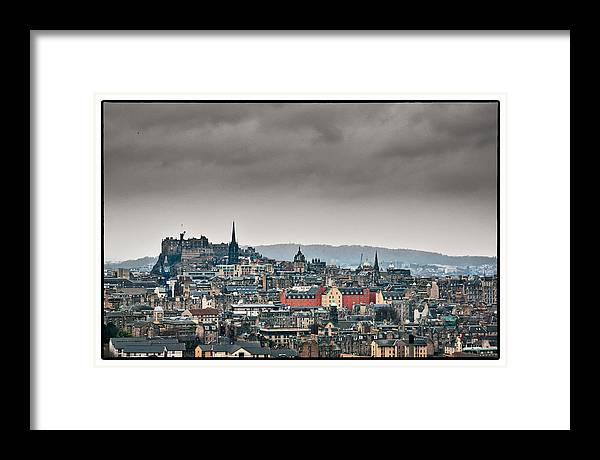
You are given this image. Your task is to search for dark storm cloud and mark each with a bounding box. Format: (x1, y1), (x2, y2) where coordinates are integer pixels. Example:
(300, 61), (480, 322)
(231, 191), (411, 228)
(105, 102), (495, 197)
(104, 102), (497, 260)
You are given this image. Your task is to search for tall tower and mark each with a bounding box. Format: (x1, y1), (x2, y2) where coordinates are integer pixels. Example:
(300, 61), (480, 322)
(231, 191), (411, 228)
(293, 246), (306, 273)
(228, 221), (239, 264)
(373, 251), (380, 285)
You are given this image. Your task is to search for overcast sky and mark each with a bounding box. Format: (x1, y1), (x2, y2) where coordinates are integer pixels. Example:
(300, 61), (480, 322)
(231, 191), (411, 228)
(104, 102), (497, 261)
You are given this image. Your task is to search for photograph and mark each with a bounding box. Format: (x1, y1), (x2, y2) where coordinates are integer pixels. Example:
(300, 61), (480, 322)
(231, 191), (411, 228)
(102, 101), (499, 359)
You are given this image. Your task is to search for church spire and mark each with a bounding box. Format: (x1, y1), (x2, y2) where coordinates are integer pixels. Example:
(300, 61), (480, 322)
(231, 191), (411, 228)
(373, 251), (380, 285)
(228, 221), (239, 264)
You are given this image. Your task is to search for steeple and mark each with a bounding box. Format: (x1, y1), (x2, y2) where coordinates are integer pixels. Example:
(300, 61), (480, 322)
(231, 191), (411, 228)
(373, 251), (380, 285)
(228, 221), (239, 264)
(293, 245), (306, 272)
(294, 246), (305, 262)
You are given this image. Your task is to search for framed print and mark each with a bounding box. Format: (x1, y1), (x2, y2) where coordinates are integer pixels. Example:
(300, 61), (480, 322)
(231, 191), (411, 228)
(32, 31), (569, 430)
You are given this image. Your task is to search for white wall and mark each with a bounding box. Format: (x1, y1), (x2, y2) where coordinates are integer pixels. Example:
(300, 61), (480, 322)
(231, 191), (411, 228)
(33, 31), (570, 430)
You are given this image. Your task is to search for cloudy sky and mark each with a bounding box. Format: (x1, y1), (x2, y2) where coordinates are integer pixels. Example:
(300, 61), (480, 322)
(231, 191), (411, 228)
(104, 102), (497, 261)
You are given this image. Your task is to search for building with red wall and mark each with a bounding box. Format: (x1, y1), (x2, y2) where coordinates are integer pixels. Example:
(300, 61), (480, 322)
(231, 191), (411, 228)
(339, 287), (371, 310)
(281, 286), (325, 307)
(369, 289), (380, 304)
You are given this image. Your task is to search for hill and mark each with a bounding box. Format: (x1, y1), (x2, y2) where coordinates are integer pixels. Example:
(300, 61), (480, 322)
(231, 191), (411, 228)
(253, 244), (496, 267)
(104, 256), (158, 270)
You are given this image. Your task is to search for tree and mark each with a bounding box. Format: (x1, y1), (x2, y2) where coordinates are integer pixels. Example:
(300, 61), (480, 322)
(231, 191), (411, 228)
(104, 322), (119, 341)
(329, 304), (338, 324)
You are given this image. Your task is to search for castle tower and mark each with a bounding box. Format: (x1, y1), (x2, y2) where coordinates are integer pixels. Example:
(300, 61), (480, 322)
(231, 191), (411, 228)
(228, 221), (239, 264)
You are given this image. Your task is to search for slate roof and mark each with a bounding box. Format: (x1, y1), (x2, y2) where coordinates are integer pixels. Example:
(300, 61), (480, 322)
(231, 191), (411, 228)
(371, 303), (391, 308)
(111, 337), (179, 346)
(189, 308), (219, 316)
(339, 287), (367, 295)
(373, 339), (397, 347)
(222, 285), (258, 293)
(119, 344), (185, 353)
(196, 341), (272, 356)
(286, 286), (321, 297)
(269, 348), (299, 358)
(382, 291), (404, 299)
(336, 321), (358, 330)
(110, 337), (185, 353)
(347, 315), (373, 321)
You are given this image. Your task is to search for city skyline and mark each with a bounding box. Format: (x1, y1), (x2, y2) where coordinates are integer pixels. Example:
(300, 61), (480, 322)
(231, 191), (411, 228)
(104, 102), (497, 261)
(103, 219), (498, 263)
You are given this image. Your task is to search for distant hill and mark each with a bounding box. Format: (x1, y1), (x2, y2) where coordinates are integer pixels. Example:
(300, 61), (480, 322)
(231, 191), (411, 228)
(104, 256), (158, 270)
(253, 244), (496, 268)
(104, 244), (496, 270)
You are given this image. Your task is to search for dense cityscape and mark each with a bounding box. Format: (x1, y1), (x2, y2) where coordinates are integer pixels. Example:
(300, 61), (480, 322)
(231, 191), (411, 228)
(103, 222), (498, 359)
